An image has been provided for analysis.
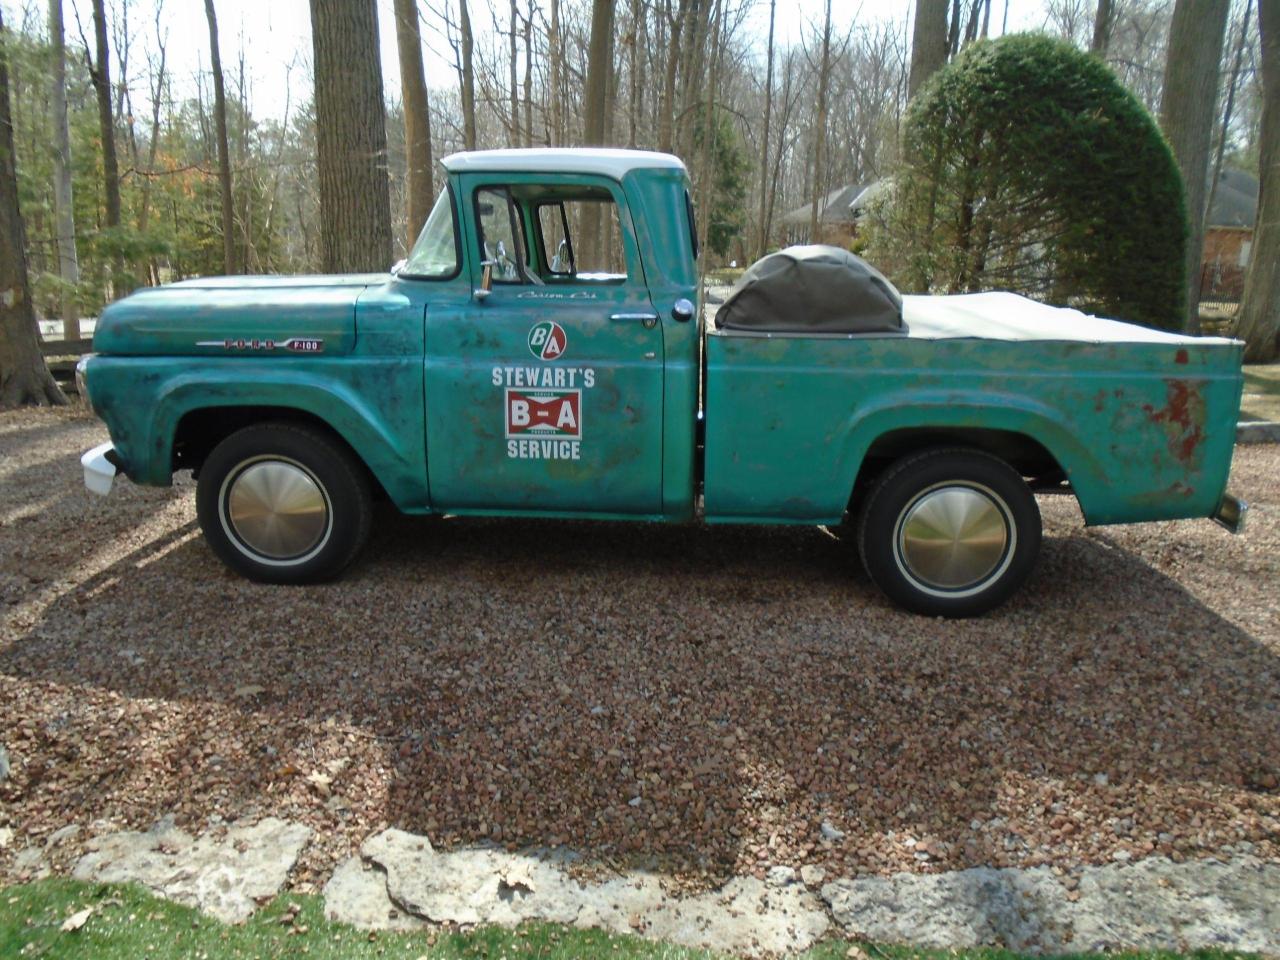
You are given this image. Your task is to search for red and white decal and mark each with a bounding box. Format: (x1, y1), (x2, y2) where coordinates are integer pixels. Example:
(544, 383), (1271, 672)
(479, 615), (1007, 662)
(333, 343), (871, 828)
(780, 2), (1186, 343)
(505, 388), (581, 439)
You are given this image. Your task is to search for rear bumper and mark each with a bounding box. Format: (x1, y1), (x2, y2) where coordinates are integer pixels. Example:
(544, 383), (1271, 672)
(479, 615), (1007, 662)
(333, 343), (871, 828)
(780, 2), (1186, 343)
(81, 442), (119, 496)
(1212, 493), (1248, 534)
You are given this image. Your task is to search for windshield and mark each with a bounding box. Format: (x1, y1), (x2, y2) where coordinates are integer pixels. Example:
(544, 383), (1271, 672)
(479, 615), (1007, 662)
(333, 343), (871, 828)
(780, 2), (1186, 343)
(401, 187), (459, 278)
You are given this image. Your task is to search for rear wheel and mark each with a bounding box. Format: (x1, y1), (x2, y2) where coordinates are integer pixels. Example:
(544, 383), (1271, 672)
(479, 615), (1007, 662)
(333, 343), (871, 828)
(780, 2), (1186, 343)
(195, 422), (372, 583)
(857, 448), (1041, 617)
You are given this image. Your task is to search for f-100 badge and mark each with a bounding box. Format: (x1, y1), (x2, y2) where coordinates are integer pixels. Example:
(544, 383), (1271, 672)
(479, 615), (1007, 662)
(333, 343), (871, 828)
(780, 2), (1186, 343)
(527, 321), (567, 361)
(196, 337), (325, 353)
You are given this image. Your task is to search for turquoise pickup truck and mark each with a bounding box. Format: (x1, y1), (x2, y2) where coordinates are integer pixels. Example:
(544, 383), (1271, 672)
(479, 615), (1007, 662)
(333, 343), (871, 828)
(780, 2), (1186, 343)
(77, 148), (1247, 616)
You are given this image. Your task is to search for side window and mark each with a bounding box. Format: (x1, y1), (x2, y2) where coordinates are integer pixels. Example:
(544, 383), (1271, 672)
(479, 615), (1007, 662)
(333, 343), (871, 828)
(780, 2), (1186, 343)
(475, 187), (527, 284)
(535, 198), (628, 281)
(685, 190), (699, 261)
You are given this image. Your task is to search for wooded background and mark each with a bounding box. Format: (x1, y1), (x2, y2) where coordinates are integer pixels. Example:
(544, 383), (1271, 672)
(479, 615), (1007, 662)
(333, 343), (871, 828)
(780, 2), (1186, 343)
(0, 0), (1277, 407)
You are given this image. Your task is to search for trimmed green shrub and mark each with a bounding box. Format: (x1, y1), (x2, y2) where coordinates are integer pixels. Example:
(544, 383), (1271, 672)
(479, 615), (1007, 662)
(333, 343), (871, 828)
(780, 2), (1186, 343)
(866, 34), (1186, 330)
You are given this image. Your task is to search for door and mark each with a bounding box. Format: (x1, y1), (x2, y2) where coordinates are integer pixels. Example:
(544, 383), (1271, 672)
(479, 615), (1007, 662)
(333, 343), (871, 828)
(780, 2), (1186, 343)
(425, 173), (665, 516)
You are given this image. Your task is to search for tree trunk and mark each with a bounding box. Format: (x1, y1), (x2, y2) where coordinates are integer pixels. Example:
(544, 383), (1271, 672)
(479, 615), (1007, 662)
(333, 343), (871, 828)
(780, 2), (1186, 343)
(583, 0), (615, 146)
(309, 0), (394, 273)
(1159, 0), (1231, 332)
(1207, 0), (1253, 237)
(459, 0), (477, 150)
(548, 0), (562, 144)
(908, 0), (950, 99)
(808, 0), (833, 243)
(204, 0), (236, 275)
(1235, 0), (1280, 361)
(48, 0), (80, 340)
(1091, 0), (1116, 54)
(696, 0), (722, 260)
(755, 0), (775, 260)
(658, 0), (687, 153)
(394, 0), (434, 247)
(522, 3), (533, 147)
(89, 0), (124, 296)
(627, 0), (642, 149)
(508, 0), (520, 142)
(0, 7), (65, 407)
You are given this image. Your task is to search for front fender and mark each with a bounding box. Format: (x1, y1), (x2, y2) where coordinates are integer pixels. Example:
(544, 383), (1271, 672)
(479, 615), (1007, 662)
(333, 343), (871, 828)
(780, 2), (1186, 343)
(92, 357), (429, 510)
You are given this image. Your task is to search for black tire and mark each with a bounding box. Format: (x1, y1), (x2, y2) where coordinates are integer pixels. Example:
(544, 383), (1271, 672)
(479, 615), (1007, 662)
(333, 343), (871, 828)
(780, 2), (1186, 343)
(856, 447), (1041, 617)
(195, 422), (373, 584)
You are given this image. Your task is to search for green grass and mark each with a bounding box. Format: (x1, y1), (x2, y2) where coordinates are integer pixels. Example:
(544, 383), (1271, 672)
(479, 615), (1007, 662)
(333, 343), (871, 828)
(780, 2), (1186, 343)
(0, 878), (716, 959)
(0, 878), (1264, 960)
(1241, 364), (1280, 423)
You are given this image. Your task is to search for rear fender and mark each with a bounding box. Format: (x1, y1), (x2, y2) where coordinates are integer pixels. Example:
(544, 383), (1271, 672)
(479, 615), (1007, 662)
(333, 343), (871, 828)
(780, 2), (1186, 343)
(840, 391), (1108, 519)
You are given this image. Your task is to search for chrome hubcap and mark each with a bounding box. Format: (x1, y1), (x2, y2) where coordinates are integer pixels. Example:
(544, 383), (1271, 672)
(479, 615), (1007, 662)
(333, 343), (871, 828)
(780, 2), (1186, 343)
(224, 459), (329, 560)
(895, 484), (1011, 593)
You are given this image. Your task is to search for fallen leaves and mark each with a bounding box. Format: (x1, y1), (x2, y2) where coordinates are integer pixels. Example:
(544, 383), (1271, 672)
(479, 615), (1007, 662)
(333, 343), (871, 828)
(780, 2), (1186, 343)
(0, 408), (1278, 896)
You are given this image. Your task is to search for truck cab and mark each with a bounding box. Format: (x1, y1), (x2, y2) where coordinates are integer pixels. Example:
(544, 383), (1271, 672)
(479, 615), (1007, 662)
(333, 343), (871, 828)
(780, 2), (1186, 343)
(79, 148), (1247, 617)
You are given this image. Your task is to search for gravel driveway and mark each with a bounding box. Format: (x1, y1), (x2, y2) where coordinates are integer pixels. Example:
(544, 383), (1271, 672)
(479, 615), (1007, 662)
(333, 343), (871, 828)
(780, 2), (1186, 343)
(1, 406), (1277, 893)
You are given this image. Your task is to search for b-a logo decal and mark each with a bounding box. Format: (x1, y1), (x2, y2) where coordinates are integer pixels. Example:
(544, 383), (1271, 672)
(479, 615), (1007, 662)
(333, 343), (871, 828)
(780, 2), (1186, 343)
(505, 389), (581, 438)
(527, 320), (567, 361)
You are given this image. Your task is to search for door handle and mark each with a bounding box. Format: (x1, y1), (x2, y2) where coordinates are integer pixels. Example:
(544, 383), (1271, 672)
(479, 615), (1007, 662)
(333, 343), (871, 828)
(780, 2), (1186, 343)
(610, 312), (659, 329)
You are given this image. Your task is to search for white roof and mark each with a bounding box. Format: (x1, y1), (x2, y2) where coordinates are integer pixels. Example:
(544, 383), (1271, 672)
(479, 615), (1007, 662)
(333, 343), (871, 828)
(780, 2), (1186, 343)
(441, 148), (686, 179)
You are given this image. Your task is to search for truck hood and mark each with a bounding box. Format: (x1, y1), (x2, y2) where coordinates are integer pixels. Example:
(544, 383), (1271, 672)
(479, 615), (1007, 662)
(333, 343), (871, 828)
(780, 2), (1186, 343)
(92, 273), (389, 357)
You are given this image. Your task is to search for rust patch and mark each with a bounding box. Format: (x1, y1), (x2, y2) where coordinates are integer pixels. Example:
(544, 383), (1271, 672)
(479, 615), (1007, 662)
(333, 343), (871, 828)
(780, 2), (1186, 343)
(1142, 379), (1206, 466)
(1175, 348), (1189, 365)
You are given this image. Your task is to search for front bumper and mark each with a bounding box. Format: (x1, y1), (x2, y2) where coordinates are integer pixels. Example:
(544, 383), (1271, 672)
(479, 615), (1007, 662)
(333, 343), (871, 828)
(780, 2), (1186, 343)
(1212, 493), (1248, 534)
(82, 442), (118, 496)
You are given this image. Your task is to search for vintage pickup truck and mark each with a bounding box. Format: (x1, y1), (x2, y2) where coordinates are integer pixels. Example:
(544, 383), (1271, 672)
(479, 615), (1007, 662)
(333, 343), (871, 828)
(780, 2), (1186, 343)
(77, 148), (1246, 617)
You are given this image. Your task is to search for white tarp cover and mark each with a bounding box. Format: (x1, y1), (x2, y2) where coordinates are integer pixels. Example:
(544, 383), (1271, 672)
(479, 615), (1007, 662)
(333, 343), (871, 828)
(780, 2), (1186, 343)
(902, 292), (1237, 345)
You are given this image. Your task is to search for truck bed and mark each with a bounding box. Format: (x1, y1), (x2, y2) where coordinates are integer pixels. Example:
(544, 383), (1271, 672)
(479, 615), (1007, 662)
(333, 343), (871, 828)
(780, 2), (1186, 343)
(702, 294), (1243, 527)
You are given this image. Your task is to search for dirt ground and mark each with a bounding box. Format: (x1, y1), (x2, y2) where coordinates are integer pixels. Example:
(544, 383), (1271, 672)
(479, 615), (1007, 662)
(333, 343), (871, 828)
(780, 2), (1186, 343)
(1, 405), (1277, 892)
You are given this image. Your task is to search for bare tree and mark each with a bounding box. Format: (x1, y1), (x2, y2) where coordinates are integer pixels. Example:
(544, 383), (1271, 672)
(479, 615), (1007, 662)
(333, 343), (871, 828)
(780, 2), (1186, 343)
(548, 0), (563, 144)
(908, 0), (950, 99)
(1159, 0), (1231, 331)
(583, 0), (615, 145)
(1092, 0), (1116, 53)
(755, 0), (776, 259)
(0, 7), (65, 407)
(1235, 0), (1280, 361)
(204, 0), (236, 275)
(309, 0), (394, 272)
(460, 0), (477, 149)
(659, 0), (689, 152)
(48, 0), (80, 340)
(1206, 0), (1253, 237)
(88, 0), (123, 295)
(808, 0), (838, 242)
(394, 0), (435, 247)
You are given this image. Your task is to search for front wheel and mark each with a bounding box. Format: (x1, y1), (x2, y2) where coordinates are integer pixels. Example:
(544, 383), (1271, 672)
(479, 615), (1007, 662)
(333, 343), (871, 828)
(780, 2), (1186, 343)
(195, 422), (372, 584)
(857, 448), (1041, 617)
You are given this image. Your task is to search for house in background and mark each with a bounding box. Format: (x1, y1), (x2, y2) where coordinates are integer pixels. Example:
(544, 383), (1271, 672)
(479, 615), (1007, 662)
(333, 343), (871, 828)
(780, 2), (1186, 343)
(777, 184), (868, 246)
(1201, 167), (1258, 303)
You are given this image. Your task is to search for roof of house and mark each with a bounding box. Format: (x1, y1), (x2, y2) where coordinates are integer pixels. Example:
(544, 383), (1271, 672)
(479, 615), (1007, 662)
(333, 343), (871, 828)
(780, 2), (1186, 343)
(779, 184), (867, 227)
(441, 148), (686, 178)
(1207, 167), (1258, 229)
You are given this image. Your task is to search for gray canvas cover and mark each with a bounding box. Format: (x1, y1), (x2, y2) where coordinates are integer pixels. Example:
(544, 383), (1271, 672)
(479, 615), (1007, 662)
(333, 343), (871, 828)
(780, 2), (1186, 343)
(714, 245), (904, 334)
